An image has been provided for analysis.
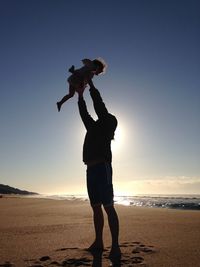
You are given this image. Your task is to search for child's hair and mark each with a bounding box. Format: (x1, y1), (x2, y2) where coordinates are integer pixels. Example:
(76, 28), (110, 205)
(93, 58), (107, 74)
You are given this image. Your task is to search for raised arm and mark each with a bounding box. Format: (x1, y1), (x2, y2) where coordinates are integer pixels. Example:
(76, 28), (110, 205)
(89, 86), (109, 119)
(78, 93), (95, 130)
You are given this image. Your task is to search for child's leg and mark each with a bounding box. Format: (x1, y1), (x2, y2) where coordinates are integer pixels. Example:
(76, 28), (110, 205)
(88, 79), (95, 88)
(57, 86), (75, 111)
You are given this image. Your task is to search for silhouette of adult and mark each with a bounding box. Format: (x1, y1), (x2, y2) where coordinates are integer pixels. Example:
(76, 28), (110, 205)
(78, 85), (121, 260)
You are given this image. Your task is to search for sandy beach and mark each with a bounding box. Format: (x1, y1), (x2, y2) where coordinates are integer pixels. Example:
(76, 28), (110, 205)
(0, 196), (200, 267)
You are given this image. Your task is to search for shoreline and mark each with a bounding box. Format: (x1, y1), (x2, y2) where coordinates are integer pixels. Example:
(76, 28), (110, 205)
(0, 196), (200, 266)
(1, 193), (200, 211)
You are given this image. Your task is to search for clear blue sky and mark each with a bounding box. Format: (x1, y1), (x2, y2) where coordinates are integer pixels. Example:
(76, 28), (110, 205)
(0, 0), (199, 195)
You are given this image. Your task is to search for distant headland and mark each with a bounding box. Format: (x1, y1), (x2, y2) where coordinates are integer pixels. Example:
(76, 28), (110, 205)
(0, 184), (38, 195)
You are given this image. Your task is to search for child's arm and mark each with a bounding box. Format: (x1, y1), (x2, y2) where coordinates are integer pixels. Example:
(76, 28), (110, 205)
(68, 65), (75, 73)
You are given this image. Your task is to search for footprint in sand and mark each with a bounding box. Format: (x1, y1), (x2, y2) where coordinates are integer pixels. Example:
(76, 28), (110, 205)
(0, 262), (15, 267)
(39, 256), (51, 261)
(117, 241), (156, 266)
(132, 247), (141, 254)
(62, 257), (92, 266)
(139, 245), (155, 254)
(25, 242), (156, 267)
(131, 256), (144, 264)
(141, 247), (155, 253)
(49, 261), (60, 265)
(29, 265), (44, 267)
(25, 256), (51, 267)
(56, 247), (78, 251)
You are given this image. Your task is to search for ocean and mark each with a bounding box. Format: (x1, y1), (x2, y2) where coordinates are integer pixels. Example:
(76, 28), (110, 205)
(32, 194), (200, 211)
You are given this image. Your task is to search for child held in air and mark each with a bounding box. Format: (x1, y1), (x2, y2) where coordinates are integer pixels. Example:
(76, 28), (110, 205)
(57, 58), (106, 111)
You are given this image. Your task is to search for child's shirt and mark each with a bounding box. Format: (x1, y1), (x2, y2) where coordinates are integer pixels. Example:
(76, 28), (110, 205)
(68, 66), (94, 90)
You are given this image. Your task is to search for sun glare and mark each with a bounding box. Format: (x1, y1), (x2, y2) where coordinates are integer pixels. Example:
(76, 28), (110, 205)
(112, 123), (125, 152)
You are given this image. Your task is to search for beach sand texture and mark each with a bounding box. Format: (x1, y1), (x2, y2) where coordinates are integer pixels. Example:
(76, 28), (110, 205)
(0, 196), (200, 267)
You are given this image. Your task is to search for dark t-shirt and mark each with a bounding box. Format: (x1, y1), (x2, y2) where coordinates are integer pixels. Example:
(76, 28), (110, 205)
(78, 88), (117, 164)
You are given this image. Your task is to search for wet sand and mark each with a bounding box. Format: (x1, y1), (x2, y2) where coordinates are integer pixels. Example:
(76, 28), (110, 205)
(0, 196), (200, 266)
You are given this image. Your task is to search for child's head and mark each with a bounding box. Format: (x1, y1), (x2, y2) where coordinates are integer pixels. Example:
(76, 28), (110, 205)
(92, 58), (107, 75)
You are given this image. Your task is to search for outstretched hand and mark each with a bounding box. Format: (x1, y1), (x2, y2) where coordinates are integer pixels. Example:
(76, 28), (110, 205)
(77, 79), (96, 98)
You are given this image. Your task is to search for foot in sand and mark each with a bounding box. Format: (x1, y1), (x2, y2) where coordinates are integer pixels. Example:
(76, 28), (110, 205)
(109, 246), (121, 262)
(87, 241), (104, 252)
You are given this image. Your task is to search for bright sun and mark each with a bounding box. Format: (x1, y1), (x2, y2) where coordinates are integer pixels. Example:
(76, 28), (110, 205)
(111, 124), (125, 152)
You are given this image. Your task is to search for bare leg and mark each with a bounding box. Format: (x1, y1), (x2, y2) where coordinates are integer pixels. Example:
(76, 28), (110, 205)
(104, 205), (121, 259)
(57, 85), (75, 111)
(88, 79), (95, 88)
(88, 205), (104, 251)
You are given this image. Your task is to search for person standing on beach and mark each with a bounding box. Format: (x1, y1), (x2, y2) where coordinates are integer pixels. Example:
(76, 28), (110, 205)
(77, 84), (121, 260)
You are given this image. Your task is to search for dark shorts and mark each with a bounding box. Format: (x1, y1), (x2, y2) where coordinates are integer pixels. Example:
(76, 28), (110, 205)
(86, 162), (114, 207)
